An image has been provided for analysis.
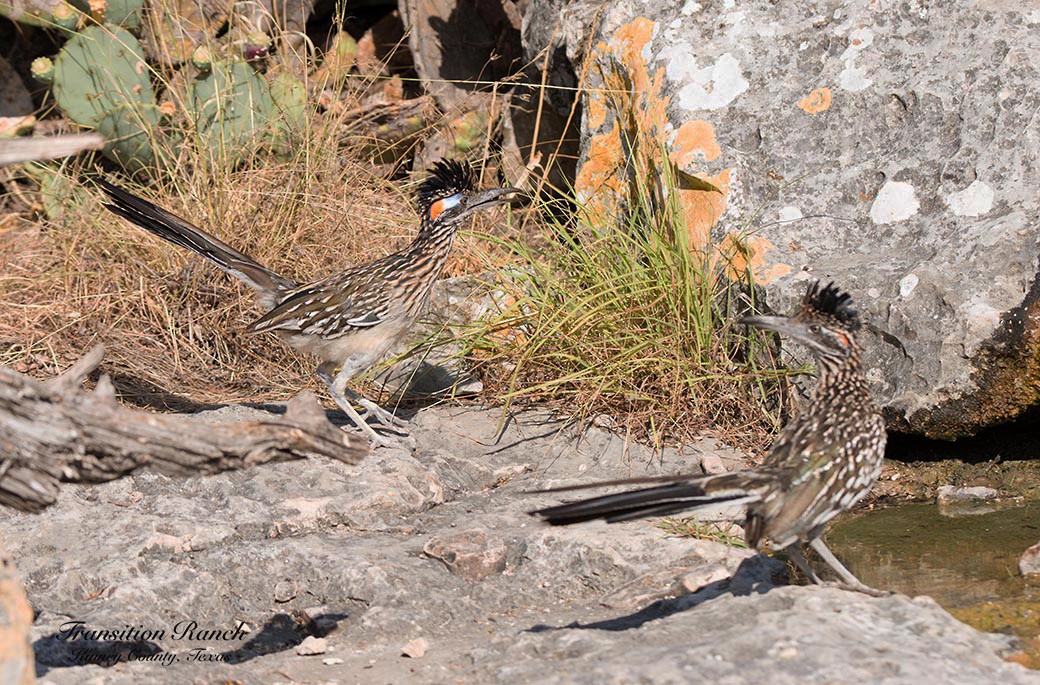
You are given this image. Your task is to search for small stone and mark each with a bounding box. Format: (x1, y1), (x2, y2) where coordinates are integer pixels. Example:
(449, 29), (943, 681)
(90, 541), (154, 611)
(1020, 541), (1040, 576)
(322, 657), (344, 665)
(936, 485), (1000, 505)
(401, 637), (428, 658)
(274, 580), (297, 603)
(699, 453), (727, 475)
(423, 529), (508, 582)
(295, 636), (327, 656)
(303, 605), (331, 621)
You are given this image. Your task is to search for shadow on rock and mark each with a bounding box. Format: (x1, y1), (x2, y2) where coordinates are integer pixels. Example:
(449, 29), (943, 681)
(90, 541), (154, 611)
(528, 557), (779, 633)
(33, 612), (349, 674)
(218, 611), (349, 664)
(34, 634), (165, 676)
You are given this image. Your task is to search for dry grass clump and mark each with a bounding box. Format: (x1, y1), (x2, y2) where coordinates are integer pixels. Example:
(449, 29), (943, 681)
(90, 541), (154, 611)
(455, 167), (795, 450)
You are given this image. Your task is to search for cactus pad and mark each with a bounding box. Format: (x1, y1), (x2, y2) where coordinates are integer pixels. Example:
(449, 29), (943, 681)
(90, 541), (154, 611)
(52, 25), (161, 170)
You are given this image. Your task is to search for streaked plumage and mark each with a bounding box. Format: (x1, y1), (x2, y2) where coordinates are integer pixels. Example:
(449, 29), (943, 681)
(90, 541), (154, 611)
(97, 160), (520, 447)
(532, 282), (888, 593)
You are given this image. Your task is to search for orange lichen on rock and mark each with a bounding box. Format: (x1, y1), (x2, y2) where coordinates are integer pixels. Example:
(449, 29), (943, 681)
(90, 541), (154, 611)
(575, 16), (735, 254)
(759, 263), (793, 283)
(575, 122), (624, 222)
(672, 120), (722, 165)
(587, 90), (608, 130)
(797, 87), (832, 114)
(679, 168), (731, 250)
(670, 121), (729, 249)
(614, 18), (657, 92)
(716, 233), (791, 284)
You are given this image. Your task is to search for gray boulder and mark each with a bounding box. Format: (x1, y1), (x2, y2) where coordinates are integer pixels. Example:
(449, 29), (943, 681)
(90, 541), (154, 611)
(2, 403), (1036, 683)
(523, 0), (1040, 438)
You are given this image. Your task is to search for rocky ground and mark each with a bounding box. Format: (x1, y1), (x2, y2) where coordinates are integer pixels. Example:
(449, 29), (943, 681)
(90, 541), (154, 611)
(1, 403), (1036, 684)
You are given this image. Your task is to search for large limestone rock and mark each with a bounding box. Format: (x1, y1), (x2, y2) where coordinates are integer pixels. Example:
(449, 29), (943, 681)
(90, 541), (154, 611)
(2, 403), (1036, 683)
(524, 0), (1040, 439)
(398, 0), (523, 110)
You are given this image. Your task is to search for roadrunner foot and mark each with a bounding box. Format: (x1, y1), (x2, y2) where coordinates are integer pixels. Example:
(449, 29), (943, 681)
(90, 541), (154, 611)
(329, 395), (396, 448)
(829, 581), (893, 597)
(317, 378), (399, 449)
(358, 397), (408, 429)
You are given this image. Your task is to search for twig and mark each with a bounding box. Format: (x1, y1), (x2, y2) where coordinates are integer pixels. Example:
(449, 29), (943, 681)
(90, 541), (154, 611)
(0, 134), (104, 167)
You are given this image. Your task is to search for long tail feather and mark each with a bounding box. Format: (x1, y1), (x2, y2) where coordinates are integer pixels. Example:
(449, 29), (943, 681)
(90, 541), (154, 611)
(527, 473), (706, 495)
(95, 178), (295, 295)
(530, 472), (771, 526)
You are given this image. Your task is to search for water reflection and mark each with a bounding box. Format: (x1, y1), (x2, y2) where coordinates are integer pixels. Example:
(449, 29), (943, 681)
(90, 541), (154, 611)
(827, 500), (1040, 635)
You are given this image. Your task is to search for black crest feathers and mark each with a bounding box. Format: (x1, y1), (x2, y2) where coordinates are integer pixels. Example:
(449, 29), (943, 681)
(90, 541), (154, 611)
(417, 159), (476, 207)
(803, 281), (860, 331)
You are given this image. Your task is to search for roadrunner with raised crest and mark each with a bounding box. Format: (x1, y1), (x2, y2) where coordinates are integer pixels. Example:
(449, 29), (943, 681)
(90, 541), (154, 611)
(531, 282), (888, 594)
(97, 161), (519, 447)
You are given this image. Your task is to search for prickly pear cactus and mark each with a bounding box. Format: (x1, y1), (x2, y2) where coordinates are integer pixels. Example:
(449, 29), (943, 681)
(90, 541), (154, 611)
(0, 0), (78, 30)
(67, 0), (145, 27)
(268, 70), (307, 133)
(30, 56), (54, 83)
(312, 30), (356, 87)
(51, 25), (162, 171)
(190, 59), (275, 166)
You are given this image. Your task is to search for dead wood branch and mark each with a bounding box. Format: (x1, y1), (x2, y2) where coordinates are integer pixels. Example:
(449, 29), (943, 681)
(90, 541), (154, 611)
(0, 133), (104, 166)
(0, 345), (367, 513)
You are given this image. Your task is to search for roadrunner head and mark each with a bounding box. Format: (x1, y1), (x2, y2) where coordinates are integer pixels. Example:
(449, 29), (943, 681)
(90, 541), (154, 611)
(417, 160), (521, 227)
(739, 281), (861, 362)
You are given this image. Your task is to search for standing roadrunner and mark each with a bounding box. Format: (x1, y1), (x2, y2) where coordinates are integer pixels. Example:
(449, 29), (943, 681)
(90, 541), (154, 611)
(97, 161), (519, 447)
(531, 282), (888, 594)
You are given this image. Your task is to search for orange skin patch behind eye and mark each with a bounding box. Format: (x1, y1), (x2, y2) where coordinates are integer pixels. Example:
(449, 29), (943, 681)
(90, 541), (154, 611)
(837, 332), (851, 347)
(429, 199), (444, 221)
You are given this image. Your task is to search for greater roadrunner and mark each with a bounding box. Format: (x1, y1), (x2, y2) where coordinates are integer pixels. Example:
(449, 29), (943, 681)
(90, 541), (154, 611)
(531, 282), (888, 594)
(97, 161), (519, 447)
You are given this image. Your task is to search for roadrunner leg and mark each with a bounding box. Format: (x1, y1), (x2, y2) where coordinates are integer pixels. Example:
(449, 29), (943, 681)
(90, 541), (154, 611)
(343, 387), (407, 428)
(809, 538), (888, 596)
(316, 365), (398, 449)
(786, 545), (823, 585)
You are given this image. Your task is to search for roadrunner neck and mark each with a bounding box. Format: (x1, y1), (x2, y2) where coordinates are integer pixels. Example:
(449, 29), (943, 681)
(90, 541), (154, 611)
(810, 342), (870, 402)
(408, 213), (460, 271)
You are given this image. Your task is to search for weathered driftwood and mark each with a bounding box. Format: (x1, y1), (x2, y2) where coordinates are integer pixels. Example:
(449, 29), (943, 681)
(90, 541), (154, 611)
(0, 133), (104, 166)
(0, 345), (367, 514)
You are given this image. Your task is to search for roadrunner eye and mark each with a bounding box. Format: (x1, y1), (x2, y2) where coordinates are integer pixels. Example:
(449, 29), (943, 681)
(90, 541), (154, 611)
(430, 193), (463, 221)
(809, 324), (822, 334)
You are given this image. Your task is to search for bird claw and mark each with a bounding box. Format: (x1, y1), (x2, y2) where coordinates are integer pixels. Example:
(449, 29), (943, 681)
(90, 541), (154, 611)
(339, 421), (403, 450)
(827, 581), (893, 598)
(367, 431), (405, 450)
(357, 398), (408, 429)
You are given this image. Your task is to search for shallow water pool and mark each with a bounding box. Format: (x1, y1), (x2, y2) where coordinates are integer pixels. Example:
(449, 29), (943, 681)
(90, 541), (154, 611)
(827, 500), (1040, 664)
